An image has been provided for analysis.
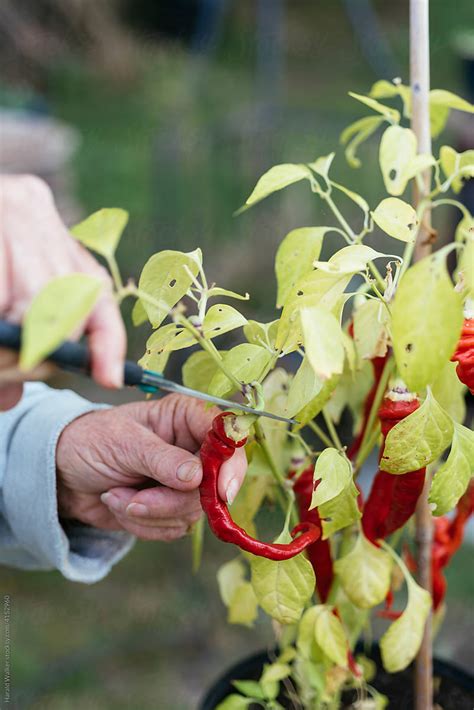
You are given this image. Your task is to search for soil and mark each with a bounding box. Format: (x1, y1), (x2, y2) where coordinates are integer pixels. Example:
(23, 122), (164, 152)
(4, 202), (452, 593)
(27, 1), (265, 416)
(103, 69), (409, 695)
(200, 646), (474, 710)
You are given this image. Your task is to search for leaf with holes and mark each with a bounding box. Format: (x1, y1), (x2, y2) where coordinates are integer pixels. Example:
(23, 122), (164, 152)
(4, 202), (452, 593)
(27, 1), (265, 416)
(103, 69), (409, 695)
(310, 448), (352, 509)
(380, 390), (454, 474)
(71, 208), (129, 259)
(167, 304), (248, 350)
(334, 533), (392, 609)
(379, 125), (434, 196)
(275, 227), (327, 307)
(138, 249), (202, 327)
(138, 323), (180, 373)
(429, 422), (474, 516)
(391, 249), (464, 390)
(20, 274), (102, 370)
(371, 198), (418, 242)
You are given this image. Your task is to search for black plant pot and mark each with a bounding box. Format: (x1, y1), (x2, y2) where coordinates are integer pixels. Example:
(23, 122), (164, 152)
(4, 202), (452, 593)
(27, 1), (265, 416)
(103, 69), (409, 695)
(199, 644), (474, 710)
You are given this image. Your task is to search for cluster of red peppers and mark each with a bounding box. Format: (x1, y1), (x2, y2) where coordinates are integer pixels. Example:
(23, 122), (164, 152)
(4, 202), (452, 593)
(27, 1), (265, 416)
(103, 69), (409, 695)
(451, 317), (474, 394)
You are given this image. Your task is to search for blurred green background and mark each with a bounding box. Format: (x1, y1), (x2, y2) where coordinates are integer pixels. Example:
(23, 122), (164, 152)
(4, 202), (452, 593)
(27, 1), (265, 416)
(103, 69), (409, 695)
(1, 1), (473, 708)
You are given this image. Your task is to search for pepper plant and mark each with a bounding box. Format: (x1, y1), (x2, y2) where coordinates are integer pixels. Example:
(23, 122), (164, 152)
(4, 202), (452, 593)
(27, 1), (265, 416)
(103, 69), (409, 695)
(20, 80), (474, 709)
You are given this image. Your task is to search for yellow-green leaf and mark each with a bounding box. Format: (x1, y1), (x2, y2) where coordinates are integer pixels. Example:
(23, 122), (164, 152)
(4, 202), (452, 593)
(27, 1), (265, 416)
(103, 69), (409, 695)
(275, 227), (326, 308)
(215, 695), (253, 710)
(138, 323), (180, 373)
(371, 198), (418, 243)
(207, 286), (249, 301)
(250, 553), (315, 625)
(353, 299), (389, 361)
(285, 357), (325, 419)
(314, 605), (348, 667)
(429, 422), (474, 516)
(457, 227), (474, 295)
(20, 274), (102, 370)
(430, 89), (474, 114)
(308, 152), (335, 179)
(319, 482), (361, 539)
(208, 344), (272, 399)
(391, 250), (464, 390)
(292, 374), (340, 431)
(217, 558), (246, 606)
(313, 245), (384, 275)
(131, 298), (148, 326)
(240, 163), (313, 210)
(380, 390), (454, 474)
(244, 320), (279, 350)
(168, 304), (247, 350)
(182, 350), (221, 392)
(380, 577), (431, 673)
(228, 581), (259, 627)
(300, 306), (345, 380)
(340, 115), (385, 168)
(138, 248), (202, 327)
(348, 92), (400, 123)
(330, 181), (370, 214)
(379, 125), (434, 196)
(439, 146), (474, 193)
(431, 361), (466, 424)
(71, 208), (128, 259)
(310, 448), (352, 509)
(334, 533), (392, 609)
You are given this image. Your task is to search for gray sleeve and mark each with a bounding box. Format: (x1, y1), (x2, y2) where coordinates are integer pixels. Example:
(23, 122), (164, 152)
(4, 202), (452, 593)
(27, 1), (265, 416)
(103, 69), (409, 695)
(0, 383), (134, 583)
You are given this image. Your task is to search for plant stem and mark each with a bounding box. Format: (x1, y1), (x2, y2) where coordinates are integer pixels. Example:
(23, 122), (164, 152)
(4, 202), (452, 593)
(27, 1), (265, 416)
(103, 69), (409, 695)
(307, 420), (334, 450)
(107, 256), (124, 295)
(322, 409), (343, 451)
(354, 357), (394, 472)
(324, 192), (356, 240)
(410, 0), (433, 706)
(254, 420), (297, 525)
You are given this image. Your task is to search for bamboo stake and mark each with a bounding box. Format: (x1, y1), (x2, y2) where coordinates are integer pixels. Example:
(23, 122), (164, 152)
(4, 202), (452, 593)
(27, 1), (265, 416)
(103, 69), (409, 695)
(410, 1), (433, 708)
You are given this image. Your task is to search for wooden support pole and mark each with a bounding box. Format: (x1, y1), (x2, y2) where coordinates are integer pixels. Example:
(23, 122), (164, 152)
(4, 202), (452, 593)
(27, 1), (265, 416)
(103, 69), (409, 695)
(410, 1), (433, 708)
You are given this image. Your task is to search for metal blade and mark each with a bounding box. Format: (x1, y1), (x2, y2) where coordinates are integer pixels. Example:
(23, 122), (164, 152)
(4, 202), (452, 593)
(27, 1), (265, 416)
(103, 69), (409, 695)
(141, 371), (297, 425)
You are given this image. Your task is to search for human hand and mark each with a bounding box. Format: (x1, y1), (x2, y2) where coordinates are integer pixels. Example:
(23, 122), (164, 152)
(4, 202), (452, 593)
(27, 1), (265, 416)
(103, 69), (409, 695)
(56, 394), (247, 541)
(0, 174), (126, 410)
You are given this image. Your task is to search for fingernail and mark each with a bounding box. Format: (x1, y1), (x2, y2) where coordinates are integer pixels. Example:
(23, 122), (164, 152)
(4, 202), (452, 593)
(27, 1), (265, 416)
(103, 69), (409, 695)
(226, 479), (239, 506)
(110, 363), (124, 388)
(101, 492), (121, 511)
(126, 502), (149, 518)
(177, 461), (200, 482)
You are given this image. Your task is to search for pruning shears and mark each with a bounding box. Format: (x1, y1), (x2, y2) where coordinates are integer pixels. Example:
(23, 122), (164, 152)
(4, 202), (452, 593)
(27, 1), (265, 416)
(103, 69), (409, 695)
(0, 319), (296, 425)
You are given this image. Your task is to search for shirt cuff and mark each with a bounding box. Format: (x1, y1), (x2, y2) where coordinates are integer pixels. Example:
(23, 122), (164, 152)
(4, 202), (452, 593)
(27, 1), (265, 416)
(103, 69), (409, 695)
(2, 386), (135, 583)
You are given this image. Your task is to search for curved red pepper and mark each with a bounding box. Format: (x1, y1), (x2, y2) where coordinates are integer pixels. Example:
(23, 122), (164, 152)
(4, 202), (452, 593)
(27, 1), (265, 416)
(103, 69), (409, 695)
(362, 396), (426, 544)
(291, 467), (334, 602)
(451, 318), (474, 394)
(200, 413), (320, 560)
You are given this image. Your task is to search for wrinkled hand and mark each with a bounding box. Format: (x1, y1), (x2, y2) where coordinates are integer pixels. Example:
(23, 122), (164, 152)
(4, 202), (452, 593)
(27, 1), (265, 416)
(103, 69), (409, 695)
(56, 394), (247, 541)
(0, 174), (126, 410)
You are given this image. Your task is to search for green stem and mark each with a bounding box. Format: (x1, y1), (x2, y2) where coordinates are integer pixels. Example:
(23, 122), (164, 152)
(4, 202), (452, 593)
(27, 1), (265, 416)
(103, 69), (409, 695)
(322, 409), (343, 451)
(400, 198), (430, 277)
(354, 357), (395, 471)
(324, 192), (356, 240)
(254, 420), (297, 525)
(431, 198), (470, 222)
(107, 255), (124, 295)
(307, 420), (334, 450)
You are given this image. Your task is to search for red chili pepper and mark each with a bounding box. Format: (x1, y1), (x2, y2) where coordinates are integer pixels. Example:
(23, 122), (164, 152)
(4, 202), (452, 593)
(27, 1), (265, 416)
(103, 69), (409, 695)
(361, 394), (426, 544)
(347, 321), (388, 461)
(200, 413), (320, 560)
(290, 466), (334, 602)
(451, 318), (474, 394)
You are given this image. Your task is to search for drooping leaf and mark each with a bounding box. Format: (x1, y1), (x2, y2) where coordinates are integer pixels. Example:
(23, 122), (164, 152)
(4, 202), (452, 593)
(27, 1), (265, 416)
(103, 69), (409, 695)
(380, 390), (454, 474)
(240, 164), (313, 210)
(138, 248), (202, 327)
(330, 181), (370, 214)
(334, 533), (392, 609)
(371, 198), (418, 242)
(208, 344), (272, 399)
(182, 350), (222, 392)
(308, 153), (335, 179)
(430, 89), (474, 114)
(340, 115), (385, 168)
(275, 227), (326, 308)
(431, 361), (466, 424)
(379, 125), (434, 196)
(314, 606), (348, 667)
(380, 576), (431, 673)
(429, 422), (474, 516)
(353, 299), (389, 361)
(319, 482), (362, 539)
(285, 357), (325, 419)
(391, 249), (464, 390)
(313, 245), (384, 275)
(244, 320), (279, 349)
(300, 306), (345, 380)
(207, 286), (250, 301)
(310, 448), (352, 509)
(348, 92), (400, 123)
(250, 553), (315, 625)
(292, 374), (340, 431)
(71, 208), (128, 259)
(439, 146), (474, 193)
(20, 274), (102, 370)
(138, 323), (180, 373)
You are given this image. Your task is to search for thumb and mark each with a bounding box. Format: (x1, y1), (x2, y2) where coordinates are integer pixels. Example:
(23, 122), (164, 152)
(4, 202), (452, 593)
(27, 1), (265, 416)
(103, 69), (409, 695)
(134, 427), (203, 491)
